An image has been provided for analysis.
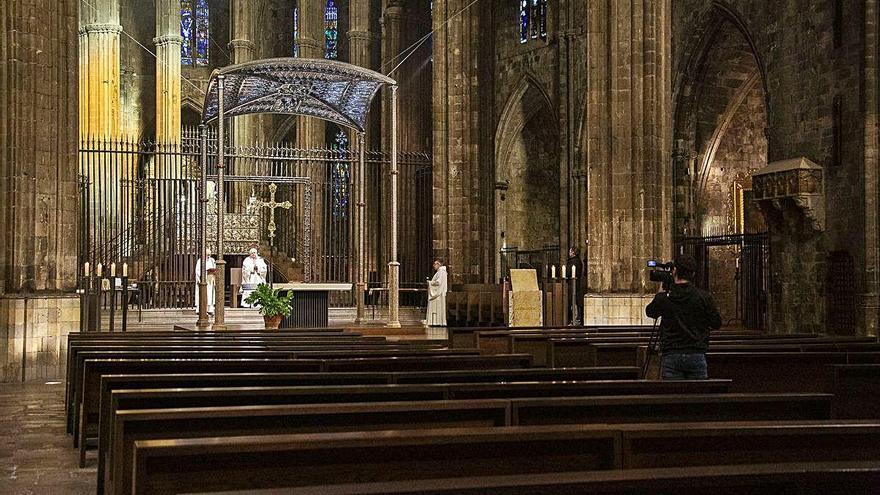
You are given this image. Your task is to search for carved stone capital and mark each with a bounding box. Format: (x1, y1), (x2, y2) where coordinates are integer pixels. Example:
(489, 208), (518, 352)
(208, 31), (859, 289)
(79, 23), (123, 36)
(347, 30), (372, 42)
(153, 34), (184, 47)
(228, 39), (256, 52)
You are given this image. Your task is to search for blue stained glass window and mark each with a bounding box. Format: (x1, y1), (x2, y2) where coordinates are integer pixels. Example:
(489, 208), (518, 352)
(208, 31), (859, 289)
(324, 0), (338, 60)
(331, 131), (349, 217)
(293, 6), (300, 57)
(520, 0), (548, 44)
(181, 0), (209, 66)
(181, 0), (194, 65)
(195, 0), (210, 65)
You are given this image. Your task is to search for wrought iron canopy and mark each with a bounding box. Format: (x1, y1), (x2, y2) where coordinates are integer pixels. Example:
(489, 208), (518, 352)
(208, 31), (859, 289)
(201, 58), (396, 132)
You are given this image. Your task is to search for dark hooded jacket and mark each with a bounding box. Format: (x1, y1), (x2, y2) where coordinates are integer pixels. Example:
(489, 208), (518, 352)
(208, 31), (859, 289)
(645, 282), (722, 354)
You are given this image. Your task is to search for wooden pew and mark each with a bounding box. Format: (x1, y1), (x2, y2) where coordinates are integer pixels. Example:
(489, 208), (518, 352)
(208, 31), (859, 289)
(129, 421), (880, 495)
(92, 365), (639, 468)
(78, 353), (529, 455)
(512, 393), (832, 425)
(70, 350), (300, 439)
(108, 400), (512, 495)
(827, 364), (880, 418)
(108, 392), (826, 495)
(196, 461), (880, 495)
(707, 352), (880, 393)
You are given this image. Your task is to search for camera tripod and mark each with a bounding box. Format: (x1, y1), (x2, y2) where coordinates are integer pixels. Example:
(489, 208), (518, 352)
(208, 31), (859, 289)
(640, 315), (662, 379)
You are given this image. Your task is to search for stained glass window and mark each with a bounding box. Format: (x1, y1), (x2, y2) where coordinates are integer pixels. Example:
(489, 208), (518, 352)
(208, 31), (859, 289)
(181, 0), (194, 65)
(181, 0), (209, 66)
(293, 6), (300, 57)
(519, 0), (547, 44)
(331, 131), (349, 217)
(324, 0), (338, 60)
(539, 0), (547, 40)
(195, 0), (210, 65)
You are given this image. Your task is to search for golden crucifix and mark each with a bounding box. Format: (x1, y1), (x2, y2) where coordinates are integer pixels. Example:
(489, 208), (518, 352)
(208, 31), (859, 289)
(253, 183), (292, 239)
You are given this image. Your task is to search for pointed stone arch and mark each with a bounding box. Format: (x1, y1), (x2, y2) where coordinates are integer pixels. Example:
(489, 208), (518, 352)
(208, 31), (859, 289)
(493, 76), (560, 278)
(672, 1), (771, 237)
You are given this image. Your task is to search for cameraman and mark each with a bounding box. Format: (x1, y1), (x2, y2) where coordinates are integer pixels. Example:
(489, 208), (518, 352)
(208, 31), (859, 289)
(645, 254), (722, 380)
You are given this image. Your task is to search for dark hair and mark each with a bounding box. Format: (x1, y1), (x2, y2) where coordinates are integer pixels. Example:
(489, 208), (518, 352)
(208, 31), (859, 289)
(433, 258), (445, 265)
(674, 254), (697, 281)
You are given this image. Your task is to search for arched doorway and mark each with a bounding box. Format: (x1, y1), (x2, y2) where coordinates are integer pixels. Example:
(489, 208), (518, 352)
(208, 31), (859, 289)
(673, 6), (769, 326)
(495, 79), (560, 280)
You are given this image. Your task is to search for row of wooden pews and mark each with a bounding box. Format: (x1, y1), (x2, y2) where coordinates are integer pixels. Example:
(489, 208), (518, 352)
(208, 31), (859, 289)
(63, 326), (880, 495)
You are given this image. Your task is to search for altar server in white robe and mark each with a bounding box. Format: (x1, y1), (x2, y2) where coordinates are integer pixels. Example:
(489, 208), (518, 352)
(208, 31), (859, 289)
(241, 248), (268, 308)
(426, 259), (448, 326)
(195, 250), (216, 315)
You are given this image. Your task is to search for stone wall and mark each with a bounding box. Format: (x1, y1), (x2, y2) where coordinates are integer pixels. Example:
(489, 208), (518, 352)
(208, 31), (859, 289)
(672, 0), (878, 334)
(1, 0), (81, 382)
(0, 296), (79, 382)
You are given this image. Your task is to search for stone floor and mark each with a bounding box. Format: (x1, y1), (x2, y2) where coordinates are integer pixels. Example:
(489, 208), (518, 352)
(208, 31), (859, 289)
(0, 383), (96, 495)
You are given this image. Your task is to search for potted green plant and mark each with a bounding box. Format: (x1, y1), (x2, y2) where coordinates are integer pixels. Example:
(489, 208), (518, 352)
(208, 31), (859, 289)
(242, 283), (294, 329)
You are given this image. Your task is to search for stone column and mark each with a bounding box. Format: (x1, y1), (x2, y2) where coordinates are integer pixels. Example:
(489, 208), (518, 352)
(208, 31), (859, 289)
(584, 0), (671, 294)
(229, 0), (257, 146)
(1, 0), (80, 382)
(348, 0), (371, 67)
(431, 0), (492, 283)
(155, 0), (182, 143)
(78, 0), (121, 138)
(297, 0), (326, 280)
(297, 0), (326, 153)
(228, 0), (260, 211)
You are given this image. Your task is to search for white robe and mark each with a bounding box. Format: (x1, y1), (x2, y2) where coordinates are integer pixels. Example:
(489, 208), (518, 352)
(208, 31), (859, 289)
(426, 266), (448, 326)
(240, 255), (268, 308)
(195, 257), (216, 313)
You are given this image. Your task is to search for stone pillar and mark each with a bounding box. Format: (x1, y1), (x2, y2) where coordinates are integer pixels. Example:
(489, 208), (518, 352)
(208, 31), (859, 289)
(297, 0), (327, 279)
(584, 0), (672, 295)
(296, 0), (325, 146)
(431, 0), (492, 283)
(78, 0), (121, 138)
(229, 0), (260, 210)
(1, 0), (80, 381)
(381, 0), (402, 154)
(348, 0), (372, 67)
(229, 0), (258, 146)
(155, 0), (182, 143)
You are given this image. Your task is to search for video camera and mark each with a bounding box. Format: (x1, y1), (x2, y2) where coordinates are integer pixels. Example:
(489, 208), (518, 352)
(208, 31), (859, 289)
(647, 260), (674, 290)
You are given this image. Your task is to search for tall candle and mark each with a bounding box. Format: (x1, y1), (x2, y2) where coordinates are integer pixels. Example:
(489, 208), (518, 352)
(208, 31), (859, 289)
(551, 265), (556, 278)
(122, 263), (128, 277)
(110, 263), (116, 277)
(96, 263), (103, 277)
(84, 262), (90, 276)
(572, 264), (576, 279)
(562, 264), (567, 279)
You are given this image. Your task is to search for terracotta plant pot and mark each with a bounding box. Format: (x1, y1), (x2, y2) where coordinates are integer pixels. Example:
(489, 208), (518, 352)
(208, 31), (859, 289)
(264, 314), (283, 330)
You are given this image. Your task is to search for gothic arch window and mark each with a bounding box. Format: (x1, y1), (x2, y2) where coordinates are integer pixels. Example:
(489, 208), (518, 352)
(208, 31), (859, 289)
(181, 0), (210, 66)
(519, 0), (547, 44)
(324, 0), (338, 59)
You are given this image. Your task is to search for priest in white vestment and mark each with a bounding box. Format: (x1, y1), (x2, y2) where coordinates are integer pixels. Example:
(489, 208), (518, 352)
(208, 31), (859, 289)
(240, 248), (268, 308)
(425, 259), (448, 326)
(195, 250), (216, 315)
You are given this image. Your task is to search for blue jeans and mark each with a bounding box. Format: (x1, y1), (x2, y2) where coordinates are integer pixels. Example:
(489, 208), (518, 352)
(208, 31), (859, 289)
(661, 353), (708, 380)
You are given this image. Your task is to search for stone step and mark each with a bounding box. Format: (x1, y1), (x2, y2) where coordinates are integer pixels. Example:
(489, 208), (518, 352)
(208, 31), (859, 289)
(99, 307), (426, 330)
